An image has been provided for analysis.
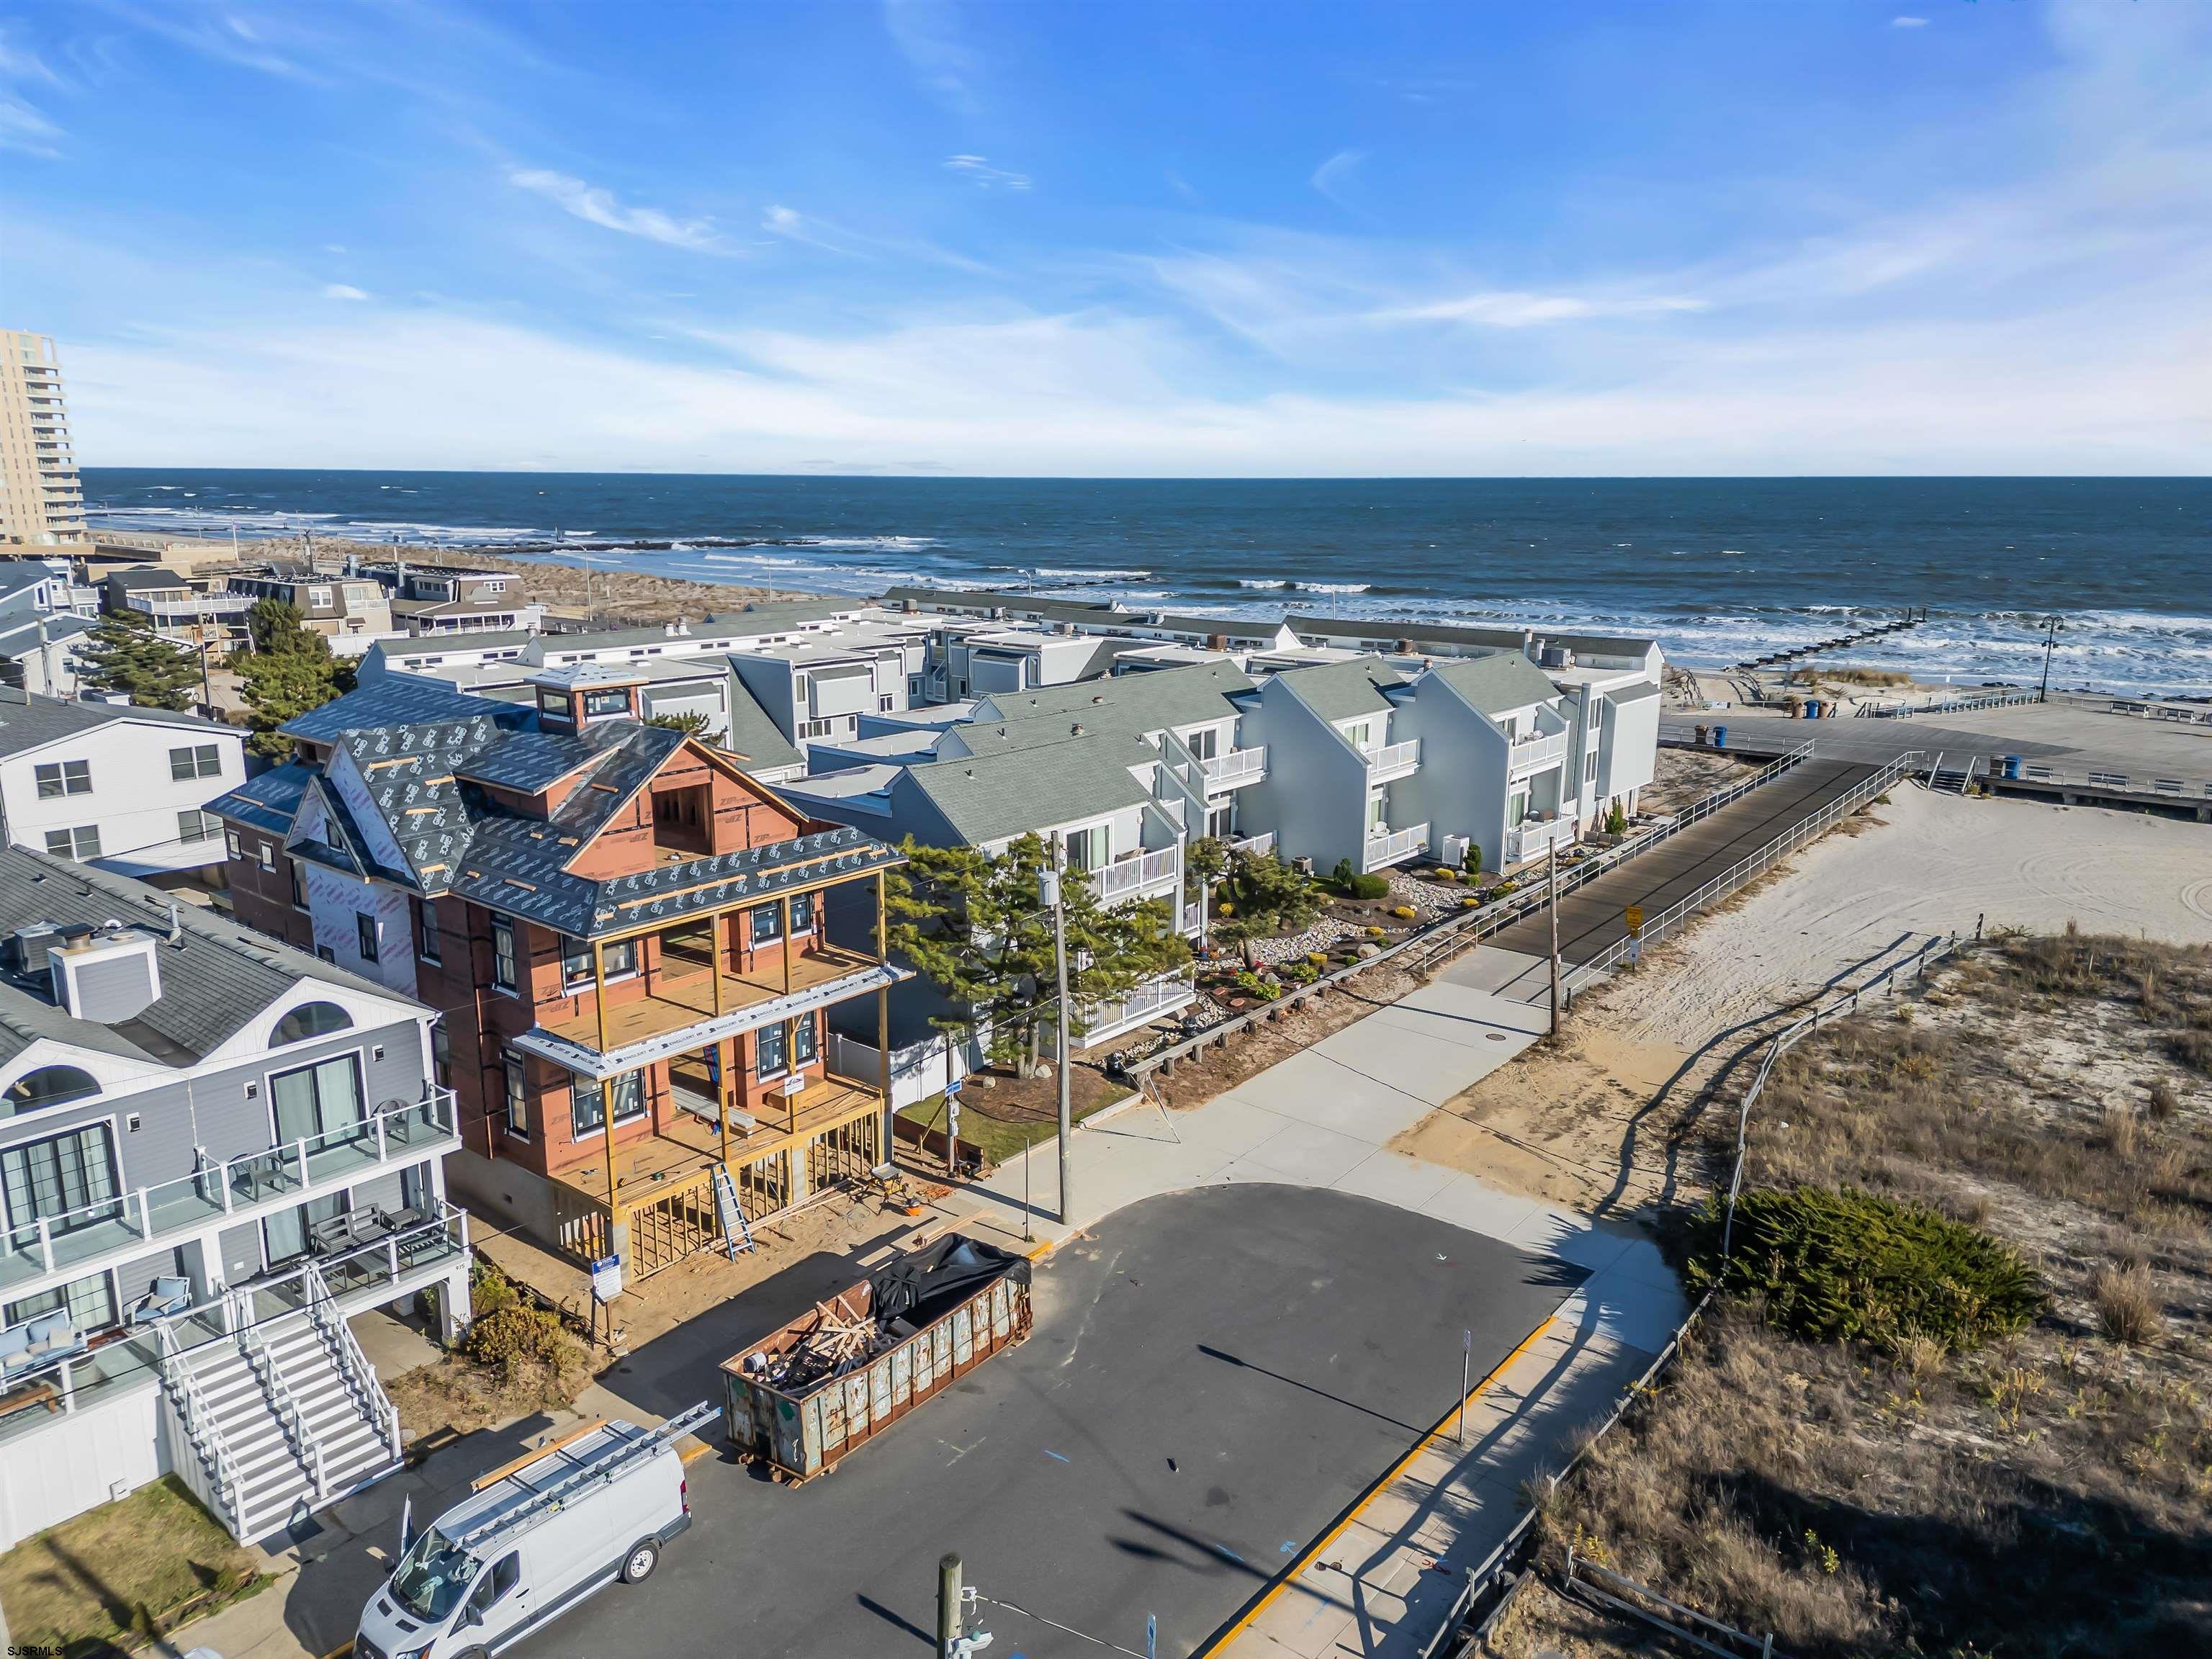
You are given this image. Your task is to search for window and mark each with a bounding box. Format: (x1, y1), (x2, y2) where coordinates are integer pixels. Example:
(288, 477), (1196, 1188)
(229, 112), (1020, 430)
(431, 1022), (451, 1089)
(491, 916), (517, 992)
(169, 744), (222, 781)
(258, 840), (276, 872)
(800, 718), (833, 739)
(570, 1071), (644, 1139)
(413, 897), (441, 963)
(1584, 750), (1599, 784)
(786, 891), (814, 935)
(34, 759), (90, 798)
(289, 857), (308, 908)
(269, 1054), (364, 1146)
(793, 1013), (817, 1067)
(501, 1051), (528, 1137)
(4, 1272), (116, 1336)
(44, 825), (101, 861)
(1, 1065), (99, 1119)
(583, 688), (631, 718)
(316, 944), (336, 963)
(356, 912), (380, 962)
(226, 830), (243, 857)
(177, 809), (217, 845)
(756, 1020), (788, 1078)
(307, 585), (333, 608)
(749, 903), (782, 946)
(1061, 824), (1108, 873)
(1, 1124), (118, 1243)
(271, 1001), (351, 1046)
(878, 694), (895, 712)
(560, 935), (634, 986)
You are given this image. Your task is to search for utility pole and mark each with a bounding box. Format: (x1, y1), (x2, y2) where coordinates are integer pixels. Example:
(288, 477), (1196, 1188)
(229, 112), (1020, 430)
(1040, 841), (1074, 1226)
(1547, 839), (1562, 1035)
(938, 1554), (963, 1659)
(2037, 616), (2062, 703)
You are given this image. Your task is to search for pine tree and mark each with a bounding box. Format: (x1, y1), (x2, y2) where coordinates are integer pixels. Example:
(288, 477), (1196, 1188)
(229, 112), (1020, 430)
(885, 832), (1191, 1076)
(73, 610), (201, 710)
(236, 600), (354, 760)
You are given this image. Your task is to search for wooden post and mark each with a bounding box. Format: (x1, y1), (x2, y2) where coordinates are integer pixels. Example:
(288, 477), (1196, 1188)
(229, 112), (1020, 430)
(717, 1036), (733, 1167)
(876, 869), (893, 1156)
(783, 894), (795, 997)
(712, 913), (727, 1020)
(593, 939), (624, 1269)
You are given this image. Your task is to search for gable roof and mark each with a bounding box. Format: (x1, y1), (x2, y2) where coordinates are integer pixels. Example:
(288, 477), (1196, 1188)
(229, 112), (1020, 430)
(901, 738), (1154, 845)
(972, 660), (1254, 732)
(1424, 652), (1563, 716)
(0, 842), (412, 1070)
(1270, 657), (1407, 724)
(210, 761), (314, 837)
(717, 680), (804, 774)
(0, 688), (228, 759)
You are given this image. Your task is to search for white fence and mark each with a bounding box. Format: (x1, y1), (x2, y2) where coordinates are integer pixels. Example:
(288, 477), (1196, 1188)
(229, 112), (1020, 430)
(1363, 821), (1429, 869)
(1094, 846), (1180, 902)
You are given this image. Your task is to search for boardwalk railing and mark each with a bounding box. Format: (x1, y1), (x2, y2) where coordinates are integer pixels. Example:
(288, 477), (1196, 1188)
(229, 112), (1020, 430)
(1421, 930), (1961, 1658)
(1858, 688), (2037, 719)
(1130, 740), (1819, 1080)
(1566, 749), (1923, 988)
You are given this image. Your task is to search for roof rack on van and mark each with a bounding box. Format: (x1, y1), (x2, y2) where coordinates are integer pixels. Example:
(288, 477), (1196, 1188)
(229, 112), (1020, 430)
(450, 1400), (718, 1555)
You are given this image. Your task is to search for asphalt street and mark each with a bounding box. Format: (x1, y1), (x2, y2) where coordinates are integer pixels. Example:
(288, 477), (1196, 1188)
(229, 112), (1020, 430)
(518, 1184), (1581, 1659)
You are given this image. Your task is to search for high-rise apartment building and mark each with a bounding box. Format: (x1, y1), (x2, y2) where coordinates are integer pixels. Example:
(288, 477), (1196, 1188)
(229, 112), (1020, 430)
(0, 331), (86, 545)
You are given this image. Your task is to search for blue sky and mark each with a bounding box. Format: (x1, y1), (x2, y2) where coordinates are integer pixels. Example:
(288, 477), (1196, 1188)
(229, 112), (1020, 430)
(2, 0), (2207, 474)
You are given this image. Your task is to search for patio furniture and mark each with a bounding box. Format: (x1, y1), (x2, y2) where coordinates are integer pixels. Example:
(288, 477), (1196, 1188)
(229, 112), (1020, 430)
(127, 1277), (192, 1326)
(0, 1312), (87, 1385)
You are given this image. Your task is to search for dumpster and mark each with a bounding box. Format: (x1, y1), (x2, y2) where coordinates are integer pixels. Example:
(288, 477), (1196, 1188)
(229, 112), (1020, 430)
(1712, 724), (1728, 748)
(721, 1234), (1033, 1483)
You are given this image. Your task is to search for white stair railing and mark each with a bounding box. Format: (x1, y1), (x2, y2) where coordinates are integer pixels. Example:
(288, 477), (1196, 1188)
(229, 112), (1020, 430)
(156, 1321), (243, 1529)
(305, 1259), (401, 1462)
(243, 1317), (327, 1499)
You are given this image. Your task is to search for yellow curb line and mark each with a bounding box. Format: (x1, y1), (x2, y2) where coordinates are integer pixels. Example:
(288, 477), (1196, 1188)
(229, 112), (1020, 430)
(1195, 1312), (1557, 1657)
(680, 1439), (714, 1465)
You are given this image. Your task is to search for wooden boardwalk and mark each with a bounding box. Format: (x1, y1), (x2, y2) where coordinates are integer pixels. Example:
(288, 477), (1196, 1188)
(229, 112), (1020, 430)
(1478, 757), (1879, 999)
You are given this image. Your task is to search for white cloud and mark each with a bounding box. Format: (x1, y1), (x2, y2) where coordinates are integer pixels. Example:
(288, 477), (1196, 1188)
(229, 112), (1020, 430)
(0, 24), (63, 156)
(508, 168), (723, 252)
(1892, 16), (1930, 28)
(1383, 291), (1709, 328)
(760, 204), (856, 255)
(884, 0), (979, 115)
(321, 283), (370, 301)
(943, 154), (1030, 190)
(1309, 148), (1364, 208)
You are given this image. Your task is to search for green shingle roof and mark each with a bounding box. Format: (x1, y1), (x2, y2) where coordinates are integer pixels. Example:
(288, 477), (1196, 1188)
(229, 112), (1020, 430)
(1271, 657), (1406, 723)
(902, 737), (1154, 845)
(975, 661), (1253, 732)
(1424, 651), (1562, 716)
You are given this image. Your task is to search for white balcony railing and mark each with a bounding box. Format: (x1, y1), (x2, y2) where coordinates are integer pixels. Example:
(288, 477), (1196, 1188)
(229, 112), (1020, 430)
(1362, 822), (1429, 871)
(1076, 968), (1197, 1043)
(1226, 830), (1277, 860)
(1093, 847), (1180, 902)
(1508, 730), (1568, 775)
(1506, 817), (1578, 865)
(0, 1089), (459, 1298)
(1364, 739), (1421, 783)
(128, 593), (256, 621)
(1201, 746), (1268, 789)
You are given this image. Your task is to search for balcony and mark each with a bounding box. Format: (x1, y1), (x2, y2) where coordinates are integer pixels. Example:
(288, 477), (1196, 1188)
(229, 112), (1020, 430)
(1226, 830), (1277, 860)
(0, 1091), (459, 1303)
(521, 940), (898, 1078)
(1092, 846), (1180, 903)
(1073, 968), (1197, 1046)
(1364, 739), (1421, 784)
(1362, 821), (1430, 871)
(1508, 730), (1569, 777)
(0, 1203), (467, 1451)
(1200, 746), (1268, 789)
(129, 593), (256, 621)
(1506, 816), (1578, 866)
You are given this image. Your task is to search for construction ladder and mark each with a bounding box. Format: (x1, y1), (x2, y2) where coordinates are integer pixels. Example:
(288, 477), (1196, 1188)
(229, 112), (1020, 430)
(711, 1166), (757, 1260)
(453, 1401), (721, 1555)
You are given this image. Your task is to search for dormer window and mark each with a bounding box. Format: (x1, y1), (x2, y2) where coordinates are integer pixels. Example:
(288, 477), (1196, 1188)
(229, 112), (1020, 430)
(2, 1065), (99, 1118)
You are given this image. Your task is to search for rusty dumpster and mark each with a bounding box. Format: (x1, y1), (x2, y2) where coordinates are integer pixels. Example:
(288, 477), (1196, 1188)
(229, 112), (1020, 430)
(720, 1233), (1033, 1483)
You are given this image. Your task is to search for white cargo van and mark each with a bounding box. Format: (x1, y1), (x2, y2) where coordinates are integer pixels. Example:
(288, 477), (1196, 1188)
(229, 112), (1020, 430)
(354, 1403), (715, 1659)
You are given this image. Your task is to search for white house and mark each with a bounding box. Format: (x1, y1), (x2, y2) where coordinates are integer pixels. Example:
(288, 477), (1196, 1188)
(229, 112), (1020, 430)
(0, 689), (248, 879)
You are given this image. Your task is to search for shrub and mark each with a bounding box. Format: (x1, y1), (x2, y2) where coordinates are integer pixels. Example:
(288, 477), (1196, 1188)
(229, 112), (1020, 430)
(1364, 925), (1385, 939)
(1437, 866), (1460, 883)
(464, 1303), (578, 1377)
(470, 1260), (519, 1320)
(1689, 1184), (2045, 1355)
(1331, 858), (1355, 886)
(2167, 1028), (2212, 1076)
(1340, 871), (1390, 900)
(1390, 905), (1416, 920)
(2090, 1262), (2158, 1345)
(1280, 959), (1319, 984)
(1604, 798), (1628, 836)
(1233, 969), (1282, 1001)
(2146, 1078), (2180, 1119)
(1305, 951), (1328, 967)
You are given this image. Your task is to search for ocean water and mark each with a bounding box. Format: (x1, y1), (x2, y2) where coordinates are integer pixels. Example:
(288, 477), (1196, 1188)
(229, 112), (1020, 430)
(80, 471), (2212, 694)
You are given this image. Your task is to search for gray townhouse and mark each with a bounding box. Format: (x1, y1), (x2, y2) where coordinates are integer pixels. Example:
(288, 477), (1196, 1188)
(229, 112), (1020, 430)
(0, 844), (463, 1549)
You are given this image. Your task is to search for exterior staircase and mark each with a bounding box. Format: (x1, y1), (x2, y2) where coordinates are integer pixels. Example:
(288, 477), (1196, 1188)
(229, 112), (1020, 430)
(1924, 751), (1979, 795)
(157, 1264), (403, 1541)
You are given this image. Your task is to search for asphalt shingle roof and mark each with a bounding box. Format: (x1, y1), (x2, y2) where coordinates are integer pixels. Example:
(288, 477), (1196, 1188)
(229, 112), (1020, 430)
(0, 842), (410, 1070)
(280, 678), (535, 743)
(974, 660), (1254, 733)
(1425, 652), (1563, 716)
(717, 682), (804, 774)
(0, 688), (228, 759)
(210, 762), (313, 837)
(902, 738), (1154, 845)
(1271, 657), (1408, 724)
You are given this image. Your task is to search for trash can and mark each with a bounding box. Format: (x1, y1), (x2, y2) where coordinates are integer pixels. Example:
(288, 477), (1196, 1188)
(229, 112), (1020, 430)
(1804, 698), (1822, 719)
(2003, 755), (2021, 779)
(1712, 724), (1728, 749)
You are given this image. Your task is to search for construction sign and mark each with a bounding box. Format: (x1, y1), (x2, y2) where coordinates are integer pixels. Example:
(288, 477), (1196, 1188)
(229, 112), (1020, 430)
(1624, 905), (1645, 938)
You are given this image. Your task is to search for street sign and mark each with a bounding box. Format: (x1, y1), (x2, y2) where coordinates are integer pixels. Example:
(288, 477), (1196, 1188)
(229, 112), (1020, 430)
(589, 1254), (623, 1304)
(944, 1077), (963, 1097)
(1624, 904), (1644, 938)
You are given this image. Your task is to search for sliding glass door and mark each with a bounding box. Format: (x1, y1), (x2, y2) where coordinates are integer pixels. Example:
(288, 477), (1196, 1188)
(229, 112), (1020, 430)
(269, 1054), (365, 1147)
